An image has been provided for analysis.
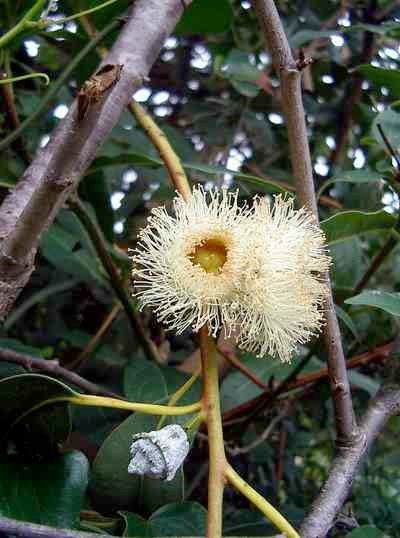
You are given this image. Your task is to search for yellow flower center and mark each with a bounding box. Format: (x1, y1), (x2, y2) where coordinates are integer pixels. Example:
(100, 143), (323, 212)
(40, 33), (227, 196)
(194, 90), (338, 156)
(190, 239), (227, 274)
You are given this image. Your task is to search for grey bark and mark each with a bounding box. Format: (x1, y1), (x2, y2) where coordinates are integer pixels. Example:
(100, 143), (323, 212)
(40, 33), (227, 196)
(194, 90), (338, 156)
(251, 0), (357, 445)
(300, 342), (400, 537)
(0, 0), (190, 319)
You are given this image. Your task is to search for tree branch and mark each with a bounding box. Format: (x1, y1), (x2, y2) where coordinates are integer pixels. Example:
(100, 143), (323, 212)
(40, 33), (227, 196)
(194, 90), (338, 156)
(0, 517), (111, 538)
(300, 338), (400, 538)
(0, 0), (190, 319)
(68, 195), (162, 364)
(0, 347), (122, 398)
(252, 0), (357, 444)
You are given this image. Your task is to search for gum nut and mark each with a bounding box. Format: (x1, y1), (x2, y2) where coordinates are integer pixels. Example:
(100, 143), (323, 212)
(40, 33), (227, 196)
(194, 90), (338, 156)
(127, 424), (190, 481)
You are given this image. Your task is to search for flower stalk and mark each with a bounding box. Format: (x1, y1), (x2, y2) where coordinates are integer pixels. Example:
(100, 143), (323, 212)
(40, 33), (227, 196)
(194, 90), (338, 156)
(199, 327), (226, 538)
(225, 465), (300, 538)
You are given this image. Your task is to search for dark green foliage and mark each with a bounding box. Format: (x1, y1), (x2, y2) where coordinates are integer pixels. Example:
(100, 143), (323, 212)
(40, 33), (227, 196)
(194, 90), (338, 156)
(1, 0), (400, 536)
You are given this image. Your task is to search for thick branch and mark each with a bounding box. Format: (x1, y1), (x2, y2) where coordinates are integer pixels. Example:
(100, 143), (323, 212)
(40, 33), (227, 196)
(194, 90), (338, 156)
(0, 0), (190, 319)
(0, 347), (122, 398)
(252, 0), (357, 443)
(300, 340), (400, 538)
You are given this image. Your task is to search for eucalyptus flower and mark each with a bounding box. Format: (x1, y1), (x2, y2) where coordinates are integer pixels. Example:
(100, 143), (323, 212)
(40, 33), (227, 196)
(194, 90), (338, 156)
(132, 185), (330, 362)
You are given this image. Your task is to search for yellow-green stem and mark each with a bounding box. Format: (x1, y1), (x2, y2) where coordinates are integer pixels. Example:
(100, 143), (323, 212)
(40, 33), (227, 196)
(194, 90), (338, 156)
(0, 73), (49, 85)
(157, 365), (202, 429)
(66, 394), (201, 415)
(129, 101), (192, 201)
(225, 464), (300, 538)
(200, 327), (225, 538)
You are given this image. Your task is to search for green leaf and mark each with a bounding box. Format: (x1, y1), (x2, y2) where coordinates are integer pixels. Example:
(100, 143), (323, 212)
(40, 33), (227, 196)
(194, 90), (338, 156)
(289, 29), (341, 48)
(348, 370), (379, 396)
(345, 290), (400, 316)
(120, 502), (207, 537)
(220, 49), (260, 97)
(223, 508), (275, 536)
(345, 22), (400, 37)
(176, 0), (233, 34)
(41, 224), (109, 288)
(4, 278), (79, 331)
(317, 170), (382, 199)
(320, 210), (396, 245)
(123, 358), (168, 403)
(0, 451), (89, 528)
(0, 373), (74, 455)
(183, 162), (288, 194)
(372, 108), (400, 153)
(90, 414), (184, 513)
(356, 65), (400, 95)
(335, 305), (360, 342)
(345, 525), (387, 538)
(221, 355), (296, 411)
(80, 172), (114, 242)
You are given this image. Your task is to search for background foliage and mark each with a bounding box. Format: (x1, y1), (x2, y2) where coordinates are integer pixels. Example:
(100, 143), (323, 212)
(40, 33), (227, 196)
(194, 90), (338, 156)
(1, 0), (400, 536)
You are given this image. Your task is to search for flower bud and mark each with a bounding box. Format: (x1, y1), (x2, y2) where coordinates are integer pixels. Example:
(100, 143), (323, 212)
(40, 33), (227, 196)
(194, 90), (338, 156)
(127, 424), (189, 481)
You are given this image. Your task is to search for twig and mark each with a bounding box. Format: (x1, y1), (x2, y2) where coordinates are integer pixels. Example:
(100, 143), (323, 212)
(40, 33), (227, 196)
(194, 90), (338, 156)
(0, 0), (191, 319)
(0, 69), (30, 163)
(226, 403), (290, 456)
(222, 340), (394, 424)
(68, 195), (161, 364)
(0, 517), (111, 538)
(217, 345), (268, 390)
(0, 347), (123, 398)
(252, 0), (357, 445)
(70, 303), (121, 369)
(300, 337), (400, 537)
(129, 102), (192, 201)
(245, 162), (343, 210)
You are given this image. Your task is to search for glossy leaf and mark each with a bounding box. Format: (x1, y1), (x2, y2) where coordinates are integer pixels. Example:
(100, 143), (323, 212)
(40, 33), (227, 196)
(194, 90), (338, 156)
(0, 374), (74, 455)
(317, 170), (382, 199)
(320, 210), (396, 245)
(124, 357), (168, 403)
(120, 502), (207, 537)
(348, 370), (379, 396)
(176, 0), (233, 34)
(335, 305), (360, 342)
(221, 354), (295, 411)
(372, 108), (400, 152)
(356, 65), (400, 95)
(0, 451), (89, 528)
(90, 414), (184, 513)
(289, 29), (341, 48)
(345, 290), (400, 316)
(345, 526), (387, 538)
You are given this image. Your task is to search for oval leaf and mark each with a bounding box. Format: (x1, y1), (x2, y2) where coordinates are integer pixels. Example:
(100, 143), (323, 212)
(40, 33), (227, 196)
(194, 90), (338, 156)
(0, 373), (74, 454)
(124, 358), (168, 403)
(90, 414), (184, 513)
(345, 290), (400, 316)
(317, 170), (382, 199)
(320, 210), (396, 245)
(0, 450), (89, 528)
(120, 502), (206, 537)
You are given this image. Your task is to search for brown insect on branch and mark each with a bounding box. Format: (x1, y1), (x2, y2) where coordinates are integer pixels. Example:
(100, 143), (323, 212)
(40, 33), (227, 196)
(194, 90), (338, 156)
(77, 64), (124, 121)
